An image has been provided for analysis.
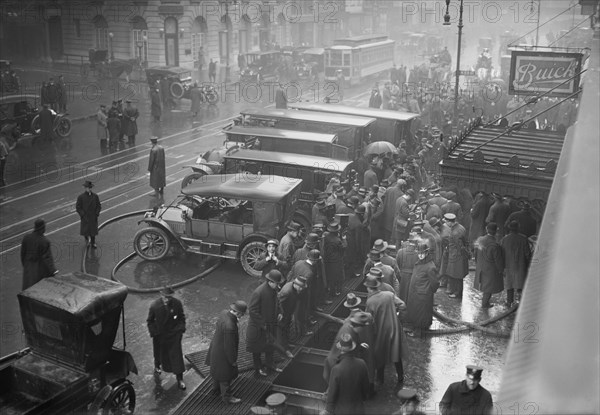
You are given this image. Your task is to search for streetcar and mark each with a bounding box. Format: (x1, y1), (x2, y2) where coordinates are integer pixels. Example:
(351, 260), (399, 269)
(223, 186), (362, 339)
(324, 34), (395, 85)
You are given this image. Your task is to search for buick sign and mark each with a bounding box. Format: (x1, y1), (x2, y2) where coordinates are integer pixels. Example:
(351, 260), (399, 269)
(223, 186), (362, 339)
(509, 51), (583, 97)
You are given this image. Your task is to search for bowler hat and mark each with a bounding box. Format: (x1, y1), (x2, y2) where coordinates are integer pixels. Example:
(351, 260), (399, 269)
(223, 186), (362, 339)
(367, 267), (383, 280)
(349, 311), (371, 326)
(287, 222), (300, 232)
(343, 293), (362, 308)
(364, 275), (381, 288)
(308, 249), (321, 261)
(327, 222), (341, 232)
(265, 270), (283, 285)
(82, 180), (94, 188)
(368, 249), (382, 260)
(508, 221), (519, 231)
(150, 136), (158, 142)
(336, 333), (356, 352)
(372, 239), (388, 252)
(266, 239), (279, 247)
(305, 233), (320, 247)
(34, 219), (46, 232)
(347, 195), (360, 206)
(160, 286), (175, 296)
(429, 217), (440, 227)
(355, 205), (366, 215)
(230, 300), (248, 314)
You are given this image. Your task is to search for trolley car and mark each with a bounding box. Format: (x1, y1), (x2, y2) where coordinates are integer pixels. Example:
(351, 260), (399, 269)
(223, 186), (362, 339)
(324, 34), (395, 85)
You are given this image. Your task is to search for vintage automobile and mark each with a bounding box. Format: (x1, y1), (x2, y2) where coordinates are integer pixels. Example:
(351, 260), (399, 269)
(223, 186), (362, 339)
(145, 66), (195, 100)
(239, 51), (282, 83)
(0, 272), (137, 414)
(81, 49), (136, 80)
(0, 94), (72, 150)
(133, 174), (303, 278)
(296, 48), (325, 80)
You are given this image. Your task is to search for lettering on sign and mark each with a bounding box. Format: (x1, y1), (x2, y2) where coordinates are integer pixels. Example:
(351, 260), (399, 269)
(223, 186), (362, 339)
(509, 51), (582, 97)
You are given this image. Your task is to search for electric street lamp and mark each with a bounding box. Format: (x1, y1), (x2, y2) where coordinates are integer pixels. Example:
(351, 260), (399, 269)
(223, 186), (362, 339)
(443, 0), (464, 135)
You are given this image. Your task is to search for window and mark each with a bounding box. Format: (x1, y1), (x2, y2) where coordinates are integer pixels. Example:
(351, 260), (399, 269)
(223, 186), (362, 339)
(192, 16), (207, 64)
(74, 18), (80, 37)
(96, 28), (108, 49)
(191, 32), (205, 59)
(132, 29), (148, 61)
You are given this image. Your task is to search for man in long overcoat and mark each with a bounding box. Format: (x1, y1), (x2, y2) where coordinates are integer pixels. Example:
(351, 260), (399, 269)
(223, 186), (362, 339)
(148, 136), (166, 194)
(406, 244), (439, 337)
(382, 180), (405, 242)
(150, 87), (162, 121)
(324, 333), (371, 415)
(278, 222), (300, 275)
(38, 104), (54, 142)
(474, 223), (505, 308)
(365, 274), (407, 387)
(246, 270), (287, 377)
(504, 202), (537, 238)
(323, 222), (346, 297)
(440, 213), (469, 299)
(205, 300), (247, 404)
(76, 180), (101, 248)
(501, 221), (531, 306)
(106, 110), (121, 153)
(122, 100), (139, 147)
(275, 83), (287, 109)
(147, 287), (187, 390)
(277, 277), (306, 354)
(57, 75), (68, 112)
(396, 239), (419, 303)
(392, 190), (413, 245)
(96, 104), (108, 155)
(190, 83), (202, 117)
(21, 219), (57, 290)
(470, 191), (492, 248)
(486, 193), (512, 242)
(346, 205), (370, 277)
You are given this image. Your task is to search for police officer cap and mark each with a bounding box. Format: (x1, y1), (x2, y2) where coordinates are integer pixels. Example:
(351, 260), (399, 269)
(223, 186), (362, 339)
(443, 213), (456, 221)
(466, 365), (484, 380)
(265, 393), (286, 407)
(397, 388), (420, 403)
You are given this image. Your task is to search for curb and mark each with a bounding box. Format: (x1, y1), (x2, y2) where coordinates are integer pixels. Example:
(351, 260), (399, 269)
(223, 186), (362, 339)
(71, 113), (97, 123)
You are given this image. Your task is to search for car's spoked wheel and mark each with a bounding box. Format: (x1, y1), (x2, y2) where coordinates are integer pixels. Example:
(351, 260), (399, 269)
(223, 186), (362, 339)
(102, 382), (136, 415)
(240, 241), (266, 278)
(56, 118), (72, 137)
(133, 227), (171, 260)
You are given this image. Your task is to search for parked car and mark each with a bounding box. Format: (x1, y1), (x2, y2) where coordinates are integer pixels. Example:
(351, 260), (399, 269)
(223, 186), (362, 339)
(133, 174), (303, 277)
(0, 94), (72, 150)
(239, 51), (282, 83)
(146, 66), (194, 99)
(1, 272), (137, 415)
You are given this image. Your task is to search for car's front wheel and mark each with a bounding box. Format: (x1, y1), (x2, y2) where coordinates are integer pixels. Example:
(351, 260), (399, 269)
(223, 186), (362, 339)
(55, 117), (72, 137)
(134, 227), (171, 261)
(181, 171), (206, 189)
(240, 241), (267, 278)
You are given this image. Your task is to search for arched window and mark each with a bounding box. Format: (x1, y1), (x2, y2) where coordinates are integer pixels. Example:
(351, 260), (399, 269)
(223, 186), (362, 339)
(192, 16), (208, 65)
(239, 15), (251, 54)
(130, 16), (148, 62)
(92, 15), (108, 49)
(219, 14), (232, 64)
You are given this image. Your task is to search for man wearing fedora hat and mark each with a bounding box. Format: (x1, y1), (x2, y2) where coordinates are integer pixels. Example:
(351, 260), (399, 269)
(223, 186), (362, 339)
(324, 309), (370, 381)
(346, 204), (370, 277)
(148, 136), (166, 195)
(505, 201), (537, 238)
(287, 249), (320, 330)
(406, 243), (439, 337)
(122, 100), (139, 148)
(246, 270), (287, 377)
(381, 179), (406, 241)
(392, 189), (414, 245)
(312, 198), (331, 226)
(441, 192), (463, 223)
(363, 160), (379, 191)
(501, 221), (532, 306)
(486, 193), (511, 242)
(323, 221), (346, 298)
(367, 250), (399, 295)
(278, 222), (300, 274)
(76, 180), (101, 248)
(365, 271), (407, 388)
(366, 268), (395, 294)
(323, 333), (370, 415)
(474, 223), (505, 308)
(256, 239), (286, 280)
(395, 239), (419, 303)
(440, 365), (493, 414)
(147, 286), (187, 389)
(441, 213), (469, 299)
(21, 219), (58, 290)
(291, 233), (320, 264)
(205, 300), (247, 404)
(277, 276), (307, 355)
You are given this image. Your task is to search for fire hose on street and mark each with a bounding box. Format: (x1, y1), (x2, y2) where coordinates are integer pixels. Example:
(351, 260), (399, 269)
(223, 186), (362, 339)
(81, 210), (223, 294)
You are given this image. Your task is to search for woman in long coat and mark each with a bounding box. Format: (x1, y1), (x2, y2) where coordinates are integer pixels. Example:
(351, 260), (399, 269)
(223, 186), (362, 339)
(406, 246), (439, 336)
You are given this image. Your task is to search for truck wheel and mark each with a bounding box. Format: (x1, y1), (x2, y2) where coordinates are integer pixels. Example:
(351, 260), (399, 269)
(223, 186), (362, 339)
(134, 227), (171, 261)
(240, 241), (267, 278)
(102, 382), (136, 415)
(181, 171), (206, 189)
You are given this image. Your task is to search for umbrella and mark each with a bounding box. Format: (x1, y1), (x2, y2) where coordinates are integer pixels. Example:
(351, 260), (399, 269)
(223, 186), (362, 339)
(364, 141), (398, 156)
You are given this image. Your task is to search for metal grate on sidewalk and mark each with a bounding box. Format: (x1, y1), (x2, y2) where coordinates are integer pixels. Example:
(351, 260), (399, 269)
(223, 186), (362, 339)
(185, 336), (255, 377)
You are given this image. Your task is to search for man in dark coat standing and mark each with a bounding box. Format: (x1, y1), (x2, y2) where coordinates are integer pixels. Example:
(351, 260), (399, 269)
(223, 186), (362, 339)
(474, 223), (505, 308)
(486, 193), (512, 242)
(45, 77), (59, 111)
(440, 213), (469, 299)
(324, 333), (370, 415)
(20, 219), (58, 290)
(76, 180), (101, 248)
(205, 300), (247, 404)
(323, 221), (346, 298)
(382, 179), (406, 242)
(208, 59), (217, 83)
(38, 104), (54, 142)
(505, 201), (537, 238)
(275, 83), (287, 109)
(148, 136), (166, 194)
(277, 277), (307, 354)
(106, 108), (121, 153)
(122, 100), (139, 147)
(57, 75), (68, 112)
(190, 82), (202, 117)
(369, 85), (382, 109)
(147, 286), (187, 390)
(150, 87), (162, 122)
(346, 204), (370, 277)
(440, 365), (493, 415)
(406, 244), (439, 337)
(501, 221), (531, 306)
(470, 191), (492, 249)
(246, 270), (287, 377)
